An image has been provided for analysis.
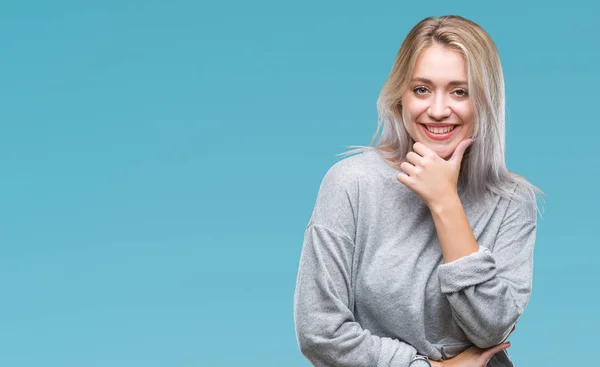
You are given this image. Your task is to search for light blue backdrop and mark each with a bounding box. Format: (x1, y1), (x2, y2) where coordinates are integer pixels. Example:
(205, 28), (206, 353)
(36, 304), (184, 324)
(1, 1), (597, 366)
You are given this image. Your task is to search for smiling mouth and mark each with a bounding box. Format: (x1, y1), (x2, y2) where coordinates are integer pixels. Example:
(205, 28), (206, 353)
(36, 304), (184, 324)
(421, 124), (458, 134)
(419, 123), (461, 140)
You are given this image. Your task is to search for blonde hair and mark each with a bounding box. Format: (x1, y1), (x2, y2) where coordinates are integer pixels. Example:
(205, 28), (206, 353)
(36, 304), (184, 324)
(340, 15), (544, 217)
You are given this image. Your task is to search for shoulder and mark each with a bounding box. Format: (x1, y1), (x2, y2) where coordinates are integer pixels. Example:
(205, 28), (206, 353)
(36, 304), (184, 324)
(315, 148), (406, 211)
(308, 150), (384, 238)
(315, 152), (366, 205)
(500, 180), (539, 225)
(320, 149), (390, 190)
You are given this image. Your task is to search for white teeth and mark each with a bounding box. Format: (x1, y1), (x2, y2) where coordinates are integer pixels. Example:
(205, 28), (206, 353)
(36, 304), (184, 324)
(425, 125), (456, 134)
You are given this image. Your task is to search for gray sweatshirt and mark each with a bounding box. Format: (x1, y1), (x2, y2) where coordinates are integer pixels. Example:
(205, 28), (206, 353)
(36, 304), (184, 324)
(293, 149), (537, 367)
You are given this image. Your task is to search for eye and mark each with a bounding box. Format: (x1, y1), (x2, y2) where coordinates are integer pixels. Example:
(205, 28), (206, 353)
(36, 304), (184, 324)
(453, 89), (469, 97)
(413, 86), (429, 95)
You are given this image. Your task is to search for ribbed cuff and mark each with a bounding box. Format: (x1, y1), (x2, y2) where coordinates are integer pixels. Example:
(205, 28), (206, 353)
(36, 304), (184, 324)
(437, 246), (497, 294)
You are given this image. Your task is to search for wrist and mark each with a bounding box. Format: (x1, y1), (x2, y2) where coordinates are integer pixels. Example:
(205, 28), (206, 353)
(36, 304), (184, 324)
(428, 192), (461, 216)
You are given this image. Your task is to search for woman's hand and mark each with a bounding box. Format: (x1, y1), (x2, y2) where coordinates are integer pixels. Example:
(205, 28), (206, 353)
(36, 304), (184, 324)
(396, 139), (473, 210)
(430, 342), (511, 367)
(430, 325), (516, 367)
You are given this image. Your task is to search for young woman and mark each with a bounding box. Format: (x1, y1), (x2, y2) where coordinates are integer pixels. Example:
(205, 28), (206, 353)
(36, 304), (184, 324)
(293, 15), (543, 367)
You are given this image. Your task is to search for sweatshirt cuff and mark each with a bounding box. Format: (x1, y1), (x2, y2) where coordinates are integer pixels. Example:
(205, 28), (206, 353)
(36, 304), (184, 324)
(437, 246), (497, 294)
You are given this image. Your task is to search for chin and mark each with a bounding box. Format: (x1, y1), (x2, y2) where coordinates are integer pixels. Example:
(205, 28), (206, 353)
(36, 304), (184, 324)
(427, 145), (455, 159)
(412, 135), (462, 159)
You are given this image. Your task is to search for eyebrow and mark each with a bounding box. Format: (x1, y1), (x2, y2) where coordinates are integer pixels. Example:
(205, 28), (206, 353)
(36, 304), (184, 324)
(412, 77), (468, 86)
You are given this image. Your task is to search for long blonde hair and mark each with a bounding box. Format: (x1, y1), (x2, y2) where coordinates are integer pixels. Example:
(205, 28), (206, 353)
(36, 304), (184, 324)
(340, 15), (544, 217)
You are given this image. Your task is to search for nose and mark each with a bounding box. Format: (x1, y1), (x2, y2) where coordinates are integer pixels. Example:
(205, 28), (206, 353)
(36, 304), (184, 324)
(427, 94), (452, 120)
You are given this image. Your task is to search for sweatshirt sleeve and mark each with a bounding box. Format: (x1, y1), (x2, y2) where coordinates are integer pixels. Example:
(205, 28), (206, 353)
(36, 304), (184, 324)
(294, 163), (419, 367)
(436, 187), (538, 348)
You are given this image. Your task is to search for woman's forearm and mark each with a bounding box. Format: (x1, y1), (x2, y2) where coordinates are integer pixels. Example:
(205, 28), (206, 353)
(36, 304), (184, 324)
(429, 193), (479, 264)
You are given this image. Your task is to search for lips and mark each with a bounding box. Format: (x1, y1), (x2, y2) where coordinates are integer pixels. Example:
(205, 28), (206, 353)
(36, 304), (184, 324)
(420, 123), (461, 141)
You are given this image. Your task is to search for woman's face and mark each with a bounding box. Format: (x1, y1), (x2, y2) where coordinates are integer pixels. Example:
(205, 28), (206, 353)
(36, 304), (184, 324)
(400, 44), (475, 160)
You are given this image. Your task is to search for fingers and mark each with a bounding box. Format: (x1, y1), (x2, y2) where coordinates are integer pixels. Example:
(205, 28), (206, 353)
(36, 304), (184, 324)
(482, 342), (511, 360)
(399, 161), (416, 176)
(412, 142), (434, 157)
(449, 138), (474, 164)
(405, 151), (422, 165)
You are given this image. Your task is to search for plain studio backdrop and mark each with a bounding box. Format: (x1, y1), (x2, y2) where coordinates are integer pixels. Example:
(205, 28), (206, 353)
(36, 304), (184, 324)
(0, 1), (598, 366)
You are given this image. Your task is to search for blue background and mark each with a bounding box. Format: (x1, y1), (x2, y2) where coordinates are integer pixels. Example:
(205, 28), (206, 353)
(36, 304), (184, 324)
(1, 1), (597, 366)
